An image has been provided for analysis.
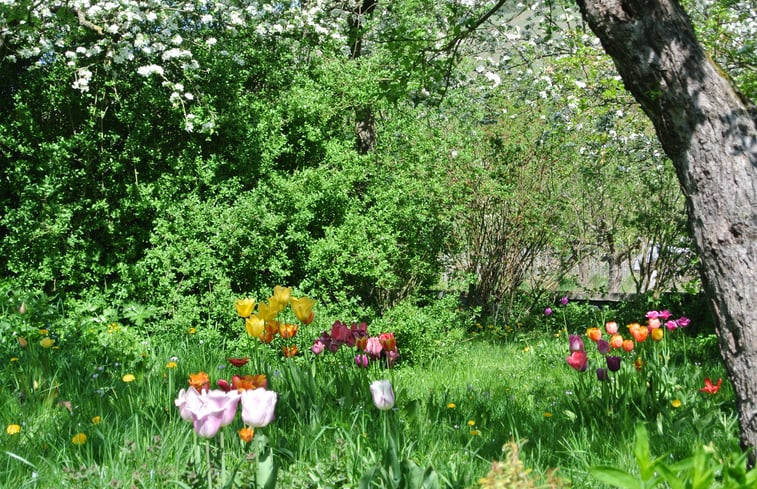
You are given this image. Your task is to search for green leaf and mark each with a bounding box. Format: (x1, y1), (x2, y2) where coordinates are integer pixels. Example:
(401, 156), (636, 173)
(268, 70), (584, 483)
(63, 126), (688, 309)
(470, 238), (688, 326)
(256, 448), (278, 489)
(588, 466), (643, 489)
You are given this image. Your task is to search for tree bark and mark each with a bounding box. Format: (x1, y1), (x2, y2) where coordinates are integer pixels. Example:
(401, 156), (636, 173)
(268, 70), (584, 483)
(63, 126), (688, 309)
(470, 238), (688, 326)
(574, 0), (757, 461)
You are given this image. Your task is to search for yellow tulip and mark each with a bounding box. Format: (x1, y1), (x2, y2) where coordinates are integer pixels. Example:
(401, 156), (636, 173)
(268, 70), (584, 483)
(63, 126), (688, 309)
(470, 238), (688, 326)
(257, 302), (279, 322)
(235, 298), (256, 318)
(245, 316), (265, 338)
(271, 286), (291, 307)
(290, 296), (316, 324)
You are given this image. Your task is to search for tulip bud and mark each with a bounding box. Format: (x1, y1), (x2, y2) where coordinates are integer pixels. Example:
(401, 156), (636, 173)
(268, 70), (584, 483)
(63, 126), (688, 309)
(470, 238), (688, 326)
(369, 380), (395, 411)
(19, 302), (27, 315)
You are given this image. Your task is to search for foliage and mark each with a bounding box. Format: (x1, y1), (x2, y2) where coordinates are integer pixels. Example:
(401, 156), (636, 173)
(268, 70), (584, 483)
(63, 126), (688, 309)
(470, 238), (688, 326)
(472, 441), (568, 489)
(590, 424), (757, 489)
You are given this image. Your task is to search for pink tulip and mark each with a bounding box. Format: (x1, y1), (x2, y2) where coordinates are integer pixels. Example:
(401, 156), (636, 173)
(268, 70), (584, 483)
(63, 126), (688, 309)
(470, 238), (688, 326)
(566, 351), (588, 371)
(665, 320), (678, 331)
(355, 353), (369, 368)
(240, 388), (277, 428)
(175, 387), (203, 422)
(604, 321), (618, 335)
(370, 380), (395, 411)
(311, 339), (325, 355)
(365, 337), (383, 358)
(658, 310), (672, 321)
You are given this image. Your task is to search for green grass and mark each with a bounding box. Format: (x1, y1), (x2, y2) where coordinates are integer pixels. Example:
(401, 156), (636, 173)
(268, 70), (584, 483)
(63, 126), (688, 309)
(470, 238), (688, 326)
(1, 317), (739, 488)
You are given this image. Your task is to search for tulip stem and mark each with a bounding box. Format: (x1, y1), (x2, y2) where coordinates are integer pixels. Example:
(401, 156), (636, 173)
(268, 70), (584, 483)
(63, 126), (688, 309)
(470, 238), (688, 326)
(206, 438), (212, 489)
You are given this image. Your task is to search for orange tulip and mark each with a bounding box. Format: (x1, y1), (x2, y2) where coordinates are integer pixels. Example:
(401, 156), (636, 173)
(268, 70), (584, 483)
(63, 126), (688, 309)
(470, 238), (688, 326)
(235, 298), (255, 318)
(188, 371), (210, 391)
(232, 374), (267, 391)
(631, 326), (649, 343)
(238, 426), (254, 443)
(355, 336), (368, 350)
(265, 320), (280, 334)
(279, 323), (299, 339)
(622, 339), (635, 352)
(282, 345), (299, 357)
(586, 327), (602, 342)
(379, 332), (396, 351)
(610, 334), (624, 349)
(245, 316), (265, 338)
(634, 357), (644, 371)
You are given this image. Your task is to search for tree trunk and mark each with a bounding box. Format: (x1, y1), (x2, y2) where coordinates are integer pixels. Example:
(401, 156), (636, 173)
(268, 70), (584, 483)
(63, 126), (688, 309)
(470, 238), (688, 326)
(575, 0), (757, 461)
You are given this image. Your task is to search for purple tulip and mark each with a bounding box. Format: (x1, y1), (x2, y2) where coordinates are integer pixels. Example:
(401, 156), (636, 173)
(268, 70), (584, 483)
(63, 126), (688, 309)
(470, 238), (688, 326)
(569, 334), (585, 353)
(606, 356), (622, 372)
(665, 320), (678, 331)
(175, 388), (241, 438)
(355, 353), (369, 368)
(676, 316), (691, 328)
(369, 380), (395, 411)
(596, 368), (608, 381)
(241, 388), (278, 428)
(597, 339), (610, 355)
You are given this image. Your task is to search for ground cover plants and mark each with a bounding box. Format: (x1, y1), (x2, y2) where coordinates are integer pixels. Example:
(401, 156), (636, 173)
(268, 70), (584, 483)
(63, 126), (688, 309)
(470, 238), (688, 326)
(2, 285), (752, 488)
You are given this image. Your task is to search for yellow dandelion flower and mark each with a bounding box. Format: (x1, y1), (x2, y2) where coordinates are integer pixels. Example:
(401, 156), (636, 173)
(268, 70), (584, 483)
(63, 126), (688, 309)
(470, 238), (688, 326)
(39, 329), (49, 335)
(165, 361), (178, 369)
(187, 327), (197, 334)
(122, 374), (136, 383)
(40, 337), (55, 348)
(544, 412), (553, 418)
(72, 433), (87, 445)
(447, 403), (456, 409)
(91, 416), (101, 425)
(470, 430), (481, 436)
(10, 357), (19, 362)
(671, 399), (682, 408)
(6, 424), (21, 435)
(467, 420), (476, 426)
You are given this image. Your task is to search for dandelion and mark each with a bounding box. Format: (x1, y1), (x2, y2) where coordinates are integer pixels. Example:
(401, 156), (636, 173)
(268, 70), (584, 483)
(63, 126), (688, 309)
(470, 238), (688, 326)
(671, 399), (682, 408)
(40, 337), (55, 348)
(72, 433), (87, 445)
(543, 412), (553, 418)
(122, 374), (136, 383)
(91, 416), (102, 424)
(10, 357), (18, 362)
(187, 327), (197, 334)
(447, 403), (456, 409)
(6, 424), (21, 435)
(467, 420), (476, 427)
(470, 429), (481, 436)
(166, 361), (178, 369)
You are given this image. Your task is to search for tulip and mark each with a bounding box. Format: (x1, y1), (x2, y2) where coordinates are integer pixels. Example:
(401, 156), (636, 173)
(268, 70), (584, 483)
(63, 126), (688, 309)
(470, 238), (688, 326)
(271, 286), (291, 307)
(188, 372), (210, 392)
(282, 345), (299, 357)
(631, 326), (648, 343)
(597, 339), (610, 355)
(217, 379), (232, 392)
(257, 302), (279, 322)
(355, 353), (369, 368)
(355, 336), (368, 351)
(245, 316), (265, 338)
(648, 318), (661, 329)
(311, 339), (326, 355)
(235, 298), (255, 318)
(606, 356), (621, 372)
(204, 390), (242, 427)
(569, 334), (584, 352)
(238, 426), (254, 443)
(609, 334), (624, 349)
(386, 349), (399, 367)
(677, 317), (691, 328)
(699, 377), (722, 394)
(622, 339), (635, 352)
(665, 320), (678, 331)
(365, 337), (383, 358)
(278, 323), (298, 339)
(227, 357), (249, 368)
(658, 310), (672, 320)
(241, 388), (278, 427)
(596, 368), (608, 381)
(232, 374), (267, 391)
(330, 321), (350, 344)
(379, 332), (396, 351)
(566, 351), (588, 371)
(291, 296), (316, 324)
(586, 327), (602, 342)
(604, 321), (618, 335)
(651, 328), (664, 341)
(369, 380), (395, 411)
(645, 310), (659, 319)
